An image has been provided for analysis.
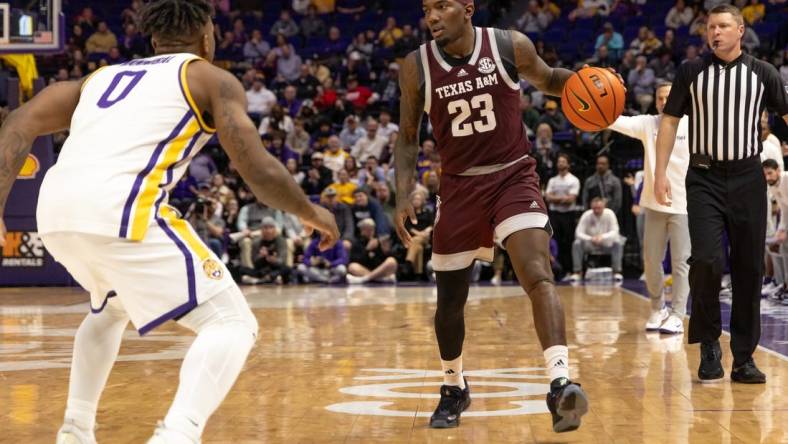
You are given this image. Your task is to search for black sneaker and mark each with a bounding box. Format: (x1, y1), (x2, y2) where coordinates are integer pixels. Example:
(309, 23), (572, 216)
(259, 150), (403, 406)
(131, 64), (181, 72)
(698, 340), (724, 382)
(731, 358), (766, 384)
(429, 379), (471, 428)
(546, 377), (589, 433)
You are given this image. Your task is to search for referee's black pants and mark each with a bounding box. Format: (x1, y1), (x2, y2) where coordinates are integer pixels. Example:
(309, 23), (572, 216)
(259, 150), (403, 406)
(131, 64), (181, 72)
(685, 156), (765, 367)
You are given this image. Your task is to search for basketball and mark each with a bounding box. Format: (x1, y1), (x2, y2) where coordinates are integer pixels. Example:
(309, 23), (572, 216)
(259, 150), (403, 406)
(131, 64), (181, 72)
(561, 67), (626, 132)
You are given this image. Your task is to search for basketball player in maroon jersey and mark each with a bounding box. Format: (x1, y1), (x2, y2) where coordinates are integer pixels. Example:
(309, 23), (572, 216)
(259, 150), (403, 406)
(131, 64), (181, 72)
(395, 0), (588, 431)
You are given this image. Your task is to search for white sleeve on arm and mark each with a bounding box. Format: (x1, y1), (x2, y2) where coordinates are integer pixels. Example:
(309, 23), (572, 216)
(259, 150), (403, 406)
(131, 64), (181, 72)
(601, 209), (620, 240)
(779, 194), (788, 232)
(569, 176), (580, 197)
(575, 212), (592, 241)
(608, 115), (646, 140)
(546, 177), (556, 195)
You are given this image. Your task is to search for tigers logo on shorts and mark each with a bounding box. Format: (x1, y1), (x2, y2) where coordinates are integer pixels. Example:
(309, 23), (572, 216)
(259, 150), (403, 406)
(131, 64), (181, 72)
(202, 258), (223, 280)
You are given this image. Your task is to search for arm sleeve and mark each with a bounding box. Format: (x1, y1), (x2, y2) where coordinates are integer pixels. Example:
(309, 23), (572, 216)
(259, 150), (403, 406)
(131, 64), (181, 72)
(778, 199), (788, 232)
(303, 240), (317, 265)
(372, 202), (391, 236)
(569, 177), (580, 197)
(663, 63), (693, 118)
(581, 179), (590, 209)
(340, 206), (355, 241)
(611, 178), (623, 214)
(273, 237), (288, 265)
(762, 63), (788, 116)
(608, 115), (646, 140)
(545, 177), (556, 196)
(601, 210), (621, 240)
(237, 206), (249, 231)
(330, 243), (349, 267)
(575, 212), (592, 241)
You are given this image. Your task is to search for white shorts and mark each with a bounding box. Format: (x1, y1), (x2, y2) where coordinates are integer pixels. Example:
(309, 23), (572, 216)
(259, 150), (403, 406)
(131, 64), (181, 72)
(41, 208), (235, 335)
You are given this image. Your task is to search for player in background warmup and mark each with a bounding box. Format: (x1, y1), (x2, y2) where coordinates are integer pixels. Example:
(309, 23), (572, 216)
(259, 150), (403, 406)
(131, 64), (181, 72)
(394, 0), (619, 432)
(0, 1), (339, 443)
(607, 82), (691, 335)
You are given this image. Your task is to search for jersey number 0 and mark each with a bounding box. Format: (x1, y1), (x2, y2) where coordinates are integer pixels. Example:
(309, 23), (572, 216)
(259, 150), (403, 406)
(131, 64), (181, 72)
(97, 71), (147, 109)
(447, 93), (497, 137)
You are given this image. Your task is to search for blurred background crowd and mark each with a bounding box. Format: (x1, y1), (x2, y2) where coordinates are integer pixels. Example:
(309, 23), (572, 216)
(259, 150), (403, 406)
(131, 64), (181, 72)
(1, 0), (786, 285)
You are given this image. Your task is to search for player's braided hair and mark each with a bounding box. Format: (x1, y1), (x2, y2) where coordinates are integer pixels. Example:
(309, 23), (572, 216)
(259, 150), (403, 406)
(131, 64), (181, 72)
(139, 0), (213, 42)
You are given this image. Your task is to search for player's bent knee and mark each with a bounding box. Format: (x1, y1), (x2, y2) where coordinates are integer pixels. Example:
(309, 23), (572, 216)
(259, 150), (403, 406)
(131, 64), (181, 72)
(179, 286), (259, 340)
(519, 260), (555, 294)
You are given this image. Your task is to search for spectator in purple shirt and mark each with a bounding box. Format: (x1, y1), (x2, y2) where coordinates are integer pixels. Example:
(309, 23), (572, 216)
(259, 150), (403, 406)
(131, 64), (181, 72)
(267, 131), (299, 164)
(296, 235), (349, 283)
(279, 85), (303, 118)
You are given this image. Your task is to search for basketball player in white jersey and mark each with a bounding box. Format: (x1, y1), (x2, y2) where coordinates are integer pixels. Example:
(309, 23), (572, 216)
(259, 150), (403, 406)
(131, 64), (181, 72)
(608, 82), (691, 334)
(0, 1), (339, 443)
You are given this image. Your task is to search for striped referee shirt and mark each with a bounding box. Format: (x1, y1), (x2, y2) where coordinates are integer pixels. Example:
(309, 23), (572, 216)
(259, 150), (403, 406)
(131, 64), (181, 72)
(663, 52), (788, 161)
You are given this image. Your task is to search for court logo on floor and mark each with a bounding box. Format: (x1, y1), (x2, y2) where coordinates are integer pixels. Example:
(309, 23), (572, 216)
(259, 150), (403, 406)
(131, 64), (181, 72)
(326, 368), (550, 417)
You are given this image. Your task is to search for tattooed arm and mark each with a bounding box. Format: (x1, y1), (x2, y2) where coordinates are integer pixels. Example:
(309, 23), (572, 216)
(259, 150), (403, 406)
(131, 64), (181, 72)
(187, 61), (338, 249)
(509, 30), (574, 97)
(393, 51), (423, 247)
(0, 80), (83, 246)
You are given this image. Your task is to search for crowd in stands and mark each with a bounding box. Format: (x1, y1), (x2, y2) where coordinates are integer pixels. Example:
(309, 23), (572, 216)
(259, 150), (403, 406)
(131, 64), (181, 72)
(1, 0), (786, 285)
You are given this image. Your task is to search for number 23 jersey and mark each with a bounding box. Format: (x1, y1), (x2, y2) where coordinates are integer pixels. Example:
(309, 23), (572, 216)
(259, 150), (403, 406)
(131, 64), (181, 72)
(419, 27), (531, 175)
(37, 53), (216, 241)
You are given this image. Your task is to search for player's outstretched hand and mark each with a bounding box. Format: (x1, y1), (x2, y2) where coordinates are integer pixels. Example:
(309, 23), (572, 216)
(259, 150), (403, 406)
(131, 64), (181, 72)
(394, 198), (417, 248)
(0, 219), (5, 247)
(301, 204), (341, 251)
(582, 64), (627, 92)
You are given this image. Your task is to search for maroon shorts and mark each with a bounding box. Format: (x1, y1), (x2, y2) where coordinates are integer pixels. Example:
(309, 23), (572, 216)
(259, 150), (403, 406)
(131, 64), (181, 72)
(432, 156), (550, 271)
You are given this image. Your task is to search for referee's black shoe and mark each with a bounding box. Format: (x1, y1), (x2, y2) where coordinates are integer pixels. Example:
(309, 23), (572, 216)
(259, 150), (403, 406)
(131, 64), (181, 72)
(429, 379), (471, 428)
(731, 358), (766, 384)
(546, 377), (589, 433)
(698, 340), (724, 382)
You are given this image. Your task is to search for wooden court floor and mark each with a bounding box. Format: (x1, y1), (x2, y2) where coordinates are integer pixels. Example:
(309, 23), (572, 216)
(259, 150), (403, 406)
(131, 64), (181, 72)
(0, 284), (786, 443)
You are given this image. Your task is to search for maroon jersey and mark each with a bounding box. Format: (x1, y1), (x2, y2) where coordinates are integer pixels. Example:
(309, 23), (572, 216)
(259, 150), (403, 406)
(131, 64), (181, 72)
(419, 27), (530, 175)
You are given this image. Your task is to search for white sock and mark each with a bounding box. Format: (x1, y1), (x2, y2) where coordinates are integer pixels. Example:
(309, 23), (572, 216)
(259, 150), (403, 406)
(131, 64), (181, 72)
(166, 288), (257, 441)
(441, 355), (465, 388)
(544, 345), (570, 382)
(65, 306), (129, 432)
(64, 399), (97, 432)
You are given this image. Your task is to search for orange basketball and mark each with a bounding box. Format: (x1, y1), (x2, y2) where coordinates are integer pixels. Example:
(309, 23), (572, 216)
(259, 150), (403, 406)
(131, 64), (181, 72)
(561, 67), (626, 132)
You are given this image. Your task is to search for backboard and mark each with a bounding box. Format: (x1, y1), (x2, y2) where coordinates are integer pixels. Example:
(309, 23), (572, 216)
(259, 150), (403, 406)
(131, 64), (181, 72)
(0, 0), (62, 53)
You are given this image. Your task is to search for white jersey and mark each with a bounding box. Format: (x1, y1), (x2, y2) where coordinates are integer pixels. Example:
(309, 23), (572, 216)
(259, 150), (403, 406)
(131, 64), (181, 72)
(37, 53), (216, 241)
(609, 115), (690, 215)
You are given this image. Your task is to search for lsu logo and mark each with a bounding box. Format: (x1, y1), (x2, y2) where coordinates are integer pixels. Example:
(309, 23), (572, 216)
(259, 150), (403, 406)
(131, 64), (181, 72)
(18, 154), (40, 180)
(2, 231), (45, 267)
(477, 57), (496, 75)
(202, 258), (224, 280)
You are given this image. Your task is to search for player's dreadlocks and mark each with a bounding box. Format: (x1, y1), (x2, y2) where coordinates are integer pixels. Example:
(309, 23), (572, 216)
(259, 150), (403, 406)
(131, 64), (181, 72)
(139, 0), (213, 43)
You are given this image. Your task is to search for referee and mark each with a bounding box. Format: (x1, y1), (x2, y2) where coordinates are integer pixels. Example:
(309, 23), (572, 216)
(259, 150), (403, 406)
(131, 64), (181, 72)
(654, 4), (788, 384)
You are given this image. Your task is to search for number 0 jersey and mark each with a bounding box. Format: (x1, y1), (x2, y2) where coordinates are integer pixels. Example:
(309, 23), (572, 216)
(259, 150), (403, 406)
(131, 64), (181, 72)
(37, 53), (216, 241)
(419, 27), (531, 175)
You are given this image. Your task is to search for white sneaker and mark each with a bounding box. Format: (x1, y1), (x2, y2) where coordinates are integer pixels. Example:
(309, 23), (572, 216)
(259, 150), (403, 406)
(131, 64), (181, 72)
(491, 275), (501, 286)
(240, 275), (260, 285)
(147, 422), (199, 444)
(645, 308), (669, 331)
(346, 274), (366, 285)
(379, 275), (397, 284)
(762, 282), (781, 297)
(614, 273), (624, 283)
(567, 273), (582, 282)
(659, 314), (684, 334)
(56, 422), (96, 444)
